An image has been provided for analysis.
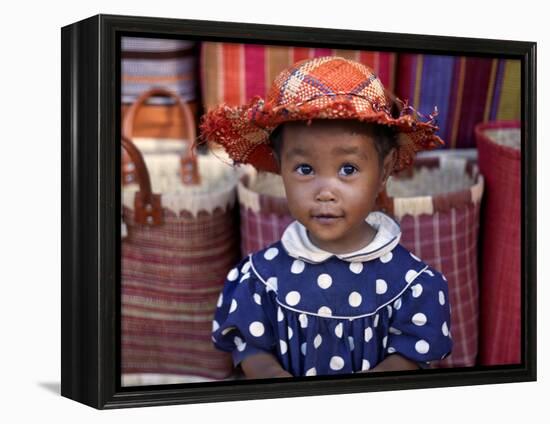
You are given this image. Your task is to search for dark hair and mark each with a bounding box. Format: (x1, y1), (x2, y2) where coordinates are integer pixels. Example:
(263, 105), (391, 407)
(269, 119), (397, 165)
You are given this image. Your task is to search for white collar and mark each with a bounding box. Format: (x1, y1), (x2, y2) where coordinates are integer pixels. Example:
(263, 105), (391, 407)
(280, 211), (402, 264)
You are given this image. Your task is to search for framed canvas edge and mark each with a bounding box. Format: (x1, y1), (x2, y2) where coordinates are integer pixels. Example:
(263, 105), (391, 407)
(60, 13), (537, 410)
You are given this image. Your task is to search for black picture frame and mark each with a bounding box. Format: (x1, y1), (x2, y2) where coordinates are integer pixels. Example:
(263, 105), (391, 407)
(61, 13), (537, 410)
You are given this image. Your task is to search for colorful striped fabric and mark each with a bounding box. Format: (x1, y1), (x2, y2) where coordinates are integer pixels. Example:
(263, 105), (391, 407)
(200, 42), (396, 110)
(394, 54), (520, 149)
(121, 37), (199, 105)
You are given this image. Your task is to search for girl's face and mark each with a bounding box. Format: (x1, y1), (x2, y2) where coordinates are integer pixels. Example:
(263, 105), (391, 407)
(279, 121), (394, 254)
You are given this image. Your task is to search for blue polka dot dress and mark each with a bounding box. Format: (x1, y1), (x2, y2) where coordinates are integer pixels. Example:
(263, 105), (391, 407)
(212, 212), (453, 376)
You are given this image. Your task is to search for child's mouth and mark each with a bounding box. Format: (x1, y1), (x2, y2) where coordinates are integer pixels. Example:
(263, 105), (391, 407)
(311, 213), (344, 224)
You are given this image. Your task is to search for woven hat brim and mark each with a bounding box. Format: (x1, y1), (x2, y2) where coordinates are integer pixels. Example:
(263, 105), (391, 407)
(199, 94), (444, 174)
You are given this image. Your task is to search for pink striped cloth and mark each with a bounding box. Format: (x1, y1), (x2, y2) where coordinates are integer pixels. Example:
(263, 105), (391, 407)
(200, 42), (397, 111)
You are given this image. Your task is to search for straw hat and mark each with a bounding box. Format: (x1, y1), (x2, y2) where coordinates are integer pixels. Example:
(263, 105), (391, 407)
(199, 56), (443, 173)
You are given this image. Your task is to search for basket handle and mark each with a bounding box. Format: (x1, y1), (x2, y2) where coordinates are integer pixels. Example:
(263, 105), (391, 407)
(122, 87), (201, 185)
(121, 135), (163, 226)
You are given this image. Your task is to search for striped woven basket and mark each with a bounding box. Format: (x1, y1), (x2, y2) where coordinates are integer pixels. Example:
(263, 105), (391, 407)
(237, 169), (294, 256)
(120, 94), (240, 384)
(383, 156), (484, 368)
(237, 155), (484, 369)
(475, 121), (521, 366)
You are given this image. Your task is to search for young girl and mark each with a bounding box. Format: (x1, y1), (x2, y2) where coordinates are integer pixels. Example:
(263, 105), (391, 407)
(200, 56), (452, 378)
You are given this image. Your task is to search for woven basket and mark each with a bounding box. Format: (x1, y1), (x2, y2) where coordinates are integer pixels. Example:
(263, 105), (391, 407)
(382, 156), (484, 368)
(120, 92), (240, 383)
(237, 155), (484, 368)
(475, 121), (521, 366)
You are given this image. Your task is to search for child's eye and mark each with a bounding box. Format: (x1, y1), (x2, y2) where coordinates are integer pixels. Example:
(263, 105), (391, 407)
(339, 164), (358, 176)
(295, 164), (314, 175)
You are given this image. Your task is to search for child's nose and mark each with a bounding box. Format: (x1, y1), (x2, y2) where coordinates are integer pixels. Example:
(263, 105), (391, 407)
(315, 187), (337, 202)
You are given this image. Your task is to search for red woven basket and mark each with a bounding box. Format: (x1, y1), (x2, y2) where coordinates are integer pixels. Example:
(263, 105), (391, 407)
(475, 121), (521, 366)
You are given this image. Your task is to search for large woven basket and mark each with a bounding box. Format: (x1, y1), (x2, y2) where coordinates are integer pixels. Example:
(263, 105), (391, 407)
(475, 121), (521, 366)
(237, 155), (484, 368)
(120, 90), (240, 384)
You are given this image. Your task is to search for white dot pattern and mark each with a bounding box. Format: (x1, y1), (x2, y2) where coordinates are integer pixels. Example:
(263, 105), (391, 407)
(349, 262), (363, 274)
(376, 279), (388, 294)
(214, 240), (453, 376)
(286, 291), (301, 306)
(227, 268), (239, 281)
(317, 273), (333, 289)
(241, 261), (252, 274)
(249, 321), (265, 337)
(318, 306), (332, 316)
(299, 313), (308, 328)
(412, 313), (427, 326)
(394, 298), (402, 310)
(405, 269), (418, 283)
(335, 323), (343, 338)
(389, 326), (402, 335)
(415, 340), (430, 354)
(291, 259), (305, 274)
(380, 252), (393, 263)
(348, 291), (362, 307)
(330, 356), (345, 370)
(364, 327), (373, 342)
(306, 367), (317, 376)
(264, 247), (279, 260)
(277, 307), (284, 322)
(314, 334), (322, 348)
(266, 277), (278, 292)
(348, 336), (355, 351)
(411, 283), (423, 298)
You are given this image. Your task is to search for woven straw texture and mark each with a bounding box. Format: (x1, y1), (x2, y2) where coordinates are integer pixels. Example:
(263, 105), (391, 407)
(475, 121), (521, 366)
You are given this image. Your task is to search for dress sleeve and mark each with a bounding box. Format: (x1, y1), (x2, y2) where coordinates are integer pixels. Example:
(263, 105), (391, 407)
(211, 256), (278, 366)
(386, 267), (453, 365)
